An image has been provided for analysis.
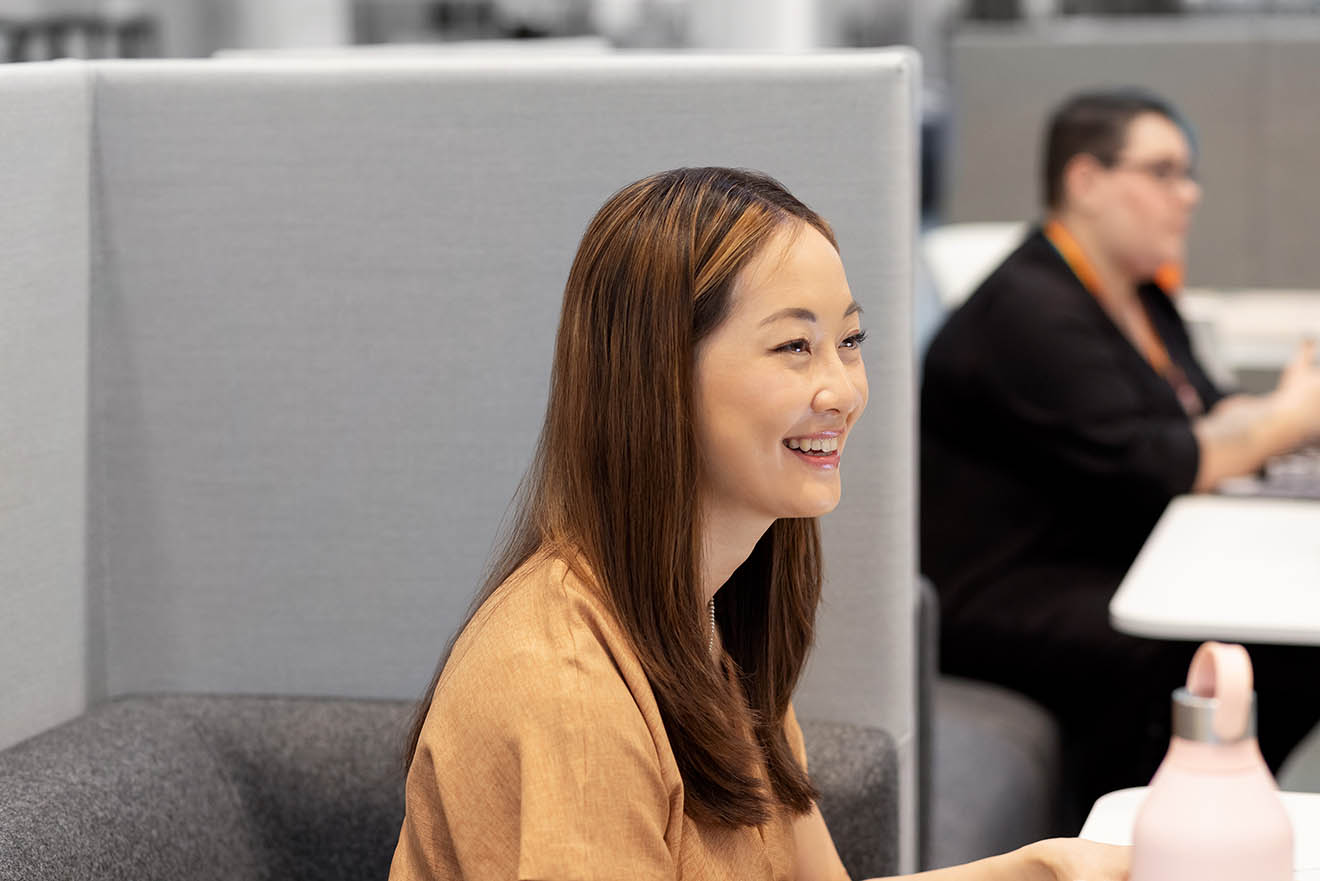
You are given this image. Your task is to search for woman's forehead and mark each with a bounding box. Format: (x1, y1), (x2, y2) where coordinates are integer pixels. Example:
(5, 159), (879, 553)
(730, 226), (847, 314)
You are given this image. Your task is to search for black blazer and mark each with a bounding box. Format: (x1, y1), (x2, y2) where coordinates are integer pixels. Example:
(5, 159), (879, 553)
(920, 229), (1225, 620)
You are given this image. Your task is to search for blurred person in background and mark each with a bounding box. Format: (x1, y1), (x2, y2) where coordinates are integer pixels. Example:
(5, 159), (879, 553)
(921, 88), (1320, 819)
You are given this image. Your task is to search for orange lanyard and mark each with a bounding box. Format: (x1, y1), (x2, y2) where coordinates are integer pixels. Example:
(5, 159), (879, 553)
(1043, 220), (1203, 416)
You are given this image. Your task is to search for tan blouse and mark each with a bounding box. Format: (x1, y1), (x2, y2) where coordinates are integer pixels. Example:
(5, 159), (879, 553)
(390, 551), (820, 881)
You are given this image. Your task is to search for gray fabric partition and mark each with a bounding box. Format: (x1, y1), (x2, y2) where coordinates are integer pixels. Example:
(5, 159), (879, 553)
(0, 63), (91, 750)
(0, 52), (918, 866)
(948, 18), (1262, 288)
(76, 55), (919, 863)
(1258, 17), (1320, 288)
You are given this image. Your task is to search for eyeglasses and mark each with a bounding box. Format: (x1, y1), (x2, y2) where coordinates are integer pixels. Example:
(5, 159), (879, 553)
(1107, 158), (1199, 187)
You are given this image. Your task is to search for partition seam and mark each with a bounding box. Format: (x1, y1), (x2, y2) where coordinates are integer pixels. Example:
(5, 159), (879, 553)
(82, 59), (109, 706)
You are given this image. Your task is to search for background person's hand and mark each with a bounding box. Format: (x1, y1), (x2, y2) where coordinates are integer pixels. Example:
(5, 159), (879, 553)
(1023, 837), (1131, 881)
(1273, 339), (1320, 443)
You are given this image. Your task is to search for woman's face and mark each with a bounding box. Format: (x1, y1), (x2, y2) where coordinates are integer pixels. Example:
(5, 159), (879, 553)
(692, 223), (868, 527)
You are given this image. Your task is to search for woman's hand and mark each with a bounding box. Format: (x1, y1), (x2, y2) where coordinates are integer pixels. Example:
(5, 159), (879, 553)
(1021, 837), (1131, 881)
(861, 836), (1130, 881)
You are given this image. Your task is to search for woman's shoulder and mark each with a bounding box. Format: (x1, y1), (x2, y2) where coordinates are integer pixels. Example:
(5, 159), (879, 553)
(449, 549), (617, 667)
(424, 548), (662, 748)
(402, 550), (683, 877)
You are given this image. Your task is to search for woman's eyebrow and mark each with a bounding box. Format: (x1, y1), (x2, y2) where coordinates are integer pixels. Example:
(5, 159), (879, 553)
(758, 302), (864, 327)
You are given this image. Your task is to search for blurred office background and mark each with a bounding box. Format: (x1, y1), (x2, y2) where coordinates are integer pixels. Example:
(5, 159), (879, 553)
(10, 0), (1320, 63)
(7, 0), (1317, 397)
(7, 0), (1320, 230)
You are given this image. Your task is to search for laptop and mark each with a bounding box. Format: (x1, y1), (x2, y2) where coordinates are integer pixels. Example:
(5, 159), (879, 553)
(1219, 445), (1320, 501)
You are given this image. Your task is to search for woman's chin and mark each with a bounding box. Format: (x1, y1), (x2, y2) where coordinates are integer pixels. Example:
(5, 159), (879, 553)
(785, 490), (842, 519)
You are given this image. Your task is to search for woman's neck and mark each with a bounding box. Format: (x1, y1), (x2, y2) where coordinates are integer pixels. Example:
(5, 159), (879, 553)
(699, 502), (773, 606)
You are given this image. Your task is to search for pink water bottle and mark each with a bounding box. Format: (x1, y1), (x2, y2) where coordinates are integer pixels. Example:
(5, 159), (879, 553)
(1131, 641), (1292, 881)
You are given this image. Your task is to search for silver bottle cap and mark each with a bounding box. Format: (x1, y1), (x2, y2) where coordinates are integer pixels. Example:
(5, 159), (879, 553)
(1172, 687), (1257, 744)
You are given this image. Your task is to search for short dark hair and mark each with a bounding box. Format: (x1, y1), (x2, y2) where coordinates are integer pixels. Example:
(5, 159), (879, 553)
(1042, 88), (1196, 210)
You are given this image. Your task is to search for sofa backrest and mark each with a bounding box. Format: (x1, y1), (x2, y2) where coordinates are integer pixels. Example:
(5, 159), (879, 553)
(0, 695), (899, 881)
(2, 52), (920, 865)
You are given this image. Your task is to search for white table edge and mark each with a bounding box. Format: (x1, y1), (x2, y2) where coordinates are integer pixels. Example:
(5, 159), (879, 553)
(1108, 608), (1320, 646)
(1081, 787), (1320, 876)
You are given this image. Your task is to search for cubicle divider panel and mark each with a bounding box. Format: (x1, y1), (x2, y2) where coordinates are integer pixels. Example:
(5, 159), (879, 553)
(948, 19), (1260, 288)
(0, 62), (91, 751)
(86, 55), (918, 861)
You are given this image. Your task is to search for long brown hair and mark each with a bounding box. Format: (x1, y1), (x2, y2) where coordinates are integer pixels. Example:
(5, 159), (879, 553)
(406, 167), (835, 827)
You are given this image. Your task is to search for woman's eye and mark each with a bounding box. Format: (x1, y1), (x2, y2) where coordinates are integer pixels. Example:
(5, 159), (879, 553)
(841, 329), (869, 350)
(775, 339), (810, 355)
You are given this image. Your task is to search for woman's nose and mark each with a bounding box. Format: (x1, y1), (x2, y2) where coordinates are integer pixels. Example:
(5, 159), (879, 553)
(812, 356), (865, 416)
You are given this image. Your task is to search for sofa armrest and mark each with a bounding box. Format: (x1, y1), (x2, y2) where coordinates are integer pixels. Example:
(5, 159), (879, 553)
(0, 696), (267, 881)
(801, 718), (900, 880)
(0, 695), (412, 881)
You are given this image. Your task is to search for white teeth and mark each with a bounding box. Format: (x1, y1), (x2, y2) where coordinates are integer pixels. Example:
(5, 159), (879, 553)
(784, 437), (840, 453)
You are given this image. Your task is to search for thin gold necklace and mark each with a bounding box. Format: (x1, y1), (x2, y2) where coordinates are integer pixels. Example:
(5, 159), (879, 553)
(707, 598), (716, 655)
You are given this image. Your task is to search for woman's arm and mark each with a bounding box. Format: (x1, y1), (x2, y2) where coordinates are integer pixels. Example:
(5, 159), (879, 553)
(794, 807), (1129, 881)
(1193, 340), (1320, 492)
(792, 802), (849, 881)
(865, 838), (1129, 881)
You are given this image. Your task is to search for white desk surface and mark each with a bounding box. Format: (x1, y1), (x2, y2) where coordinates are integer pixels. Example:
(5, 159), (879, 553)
(1110, 495), (1320, 645)
(1081, 787), (1320, 878)
(1182, 288), (1320, 371)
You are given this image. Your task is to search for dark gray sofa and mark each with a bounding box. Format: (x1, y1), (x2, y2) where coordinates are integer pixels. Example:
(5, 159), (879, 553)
(0, 695), (899, 881)
(919, 581), (1068, 869)
(930, 679), (1066, 869)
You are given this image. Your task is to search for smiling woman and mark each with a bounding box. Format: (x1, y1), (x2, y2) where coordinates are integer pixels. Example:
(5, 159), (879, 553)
(694, 220), (868, 544)
(389, 167), (1128, 881)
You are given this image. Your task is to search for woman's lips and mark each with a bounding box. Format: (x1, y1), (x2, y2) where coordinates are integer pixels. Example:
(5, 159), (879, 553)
(785, 445), (840, 470)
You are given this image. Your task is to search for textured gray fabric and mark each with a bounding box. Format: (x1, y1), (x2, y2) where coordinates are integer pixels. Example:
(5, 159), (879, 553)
(918, 580), (1064, 870)
(0, 61), (92, 752)
(157, 696), (411, 881)
(0, 697), (267, 881)
(0, 696), (896, 881)
(929, 677), (1065, 870)
(948, 18), (1257, 287)
(801, 718), (900, 880)
(0, 695), (411, 881)
(82, 57), (919, 788)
